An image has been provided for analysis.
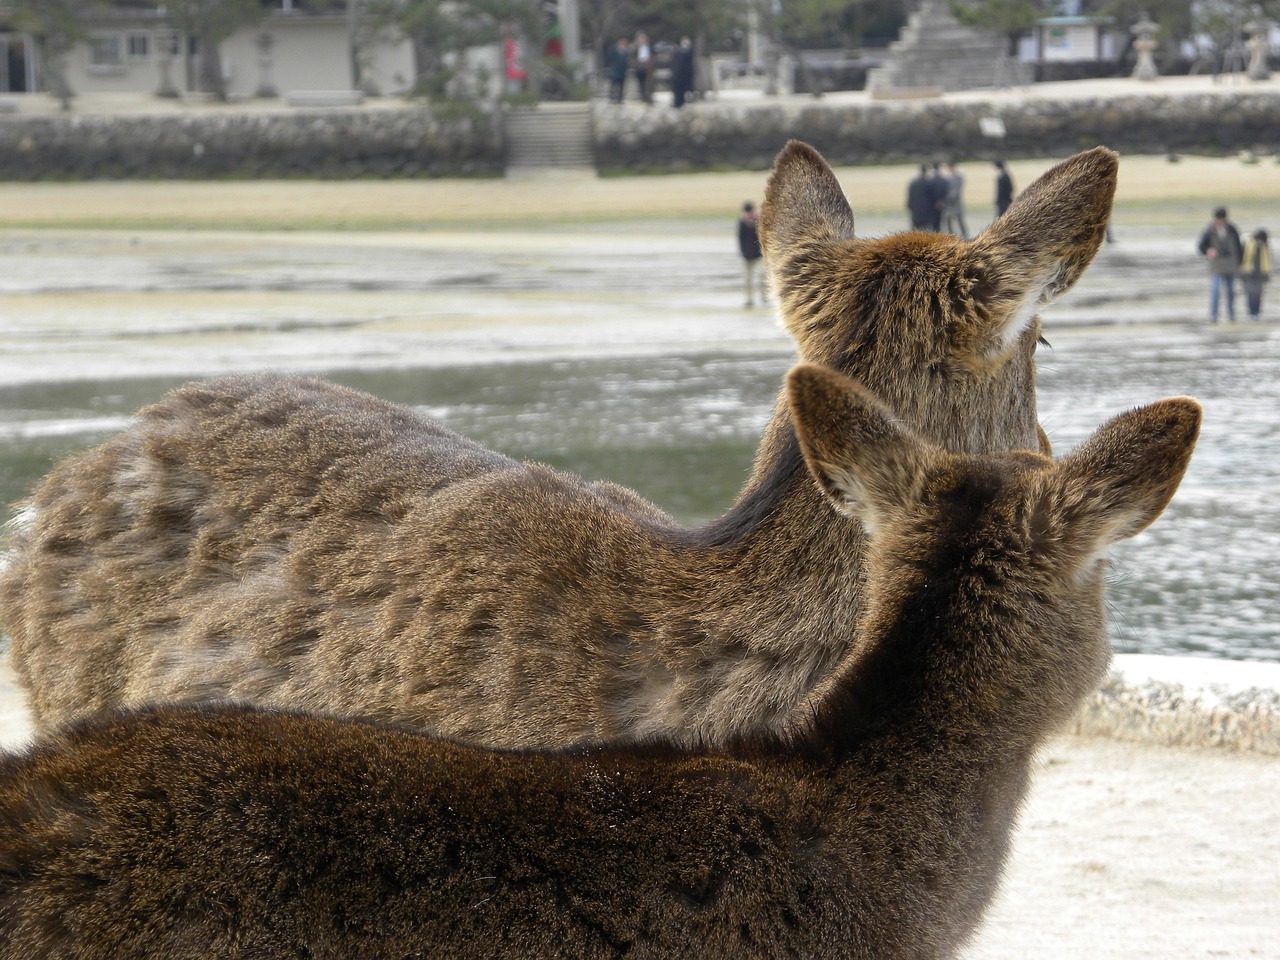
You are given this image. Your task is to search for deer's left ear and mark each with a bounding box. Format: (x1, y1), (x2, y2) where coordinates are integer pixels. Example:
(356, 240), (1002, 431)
(787, 364), (938, 531)
(759, 140), (855, 261)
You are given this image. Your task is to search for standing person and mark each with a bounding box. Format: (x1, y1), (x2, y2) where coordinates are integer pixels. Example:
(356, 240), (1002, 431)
(907, 164), (935, 230)
(632, 32), (653, 105)
(1241, 227), (1272, 320)
(943, 161), (968, 239)
(671, 37), (695, 108)
(606, 38), (629, 103)
(738, 201), (764, 307)
(1197, 206), (1243, 323)
(993, 159), (1014, 219)
(928, 162), (947, 231)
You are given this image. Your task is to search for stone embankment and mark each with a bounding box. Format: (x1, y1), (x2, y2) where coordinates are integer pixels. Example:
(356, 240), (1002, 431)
(591, 88), (1280, 172)
(0, 107), (502, 180)
(1, 78), (1278, 178)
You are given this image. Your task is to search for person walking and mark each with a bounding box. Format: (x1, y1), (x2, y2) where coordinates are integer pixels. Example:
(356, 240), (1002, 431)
(738, 201), (765, 307)
(671, 37), (695, 108)
(943, 161), (968, 239)
(1198, 206), (1243, 323)
(907, 164), (935, 230)
(1241, 227), (1272, 320)
(606, 38), (629, 103)
(993, 159), (1014, 219)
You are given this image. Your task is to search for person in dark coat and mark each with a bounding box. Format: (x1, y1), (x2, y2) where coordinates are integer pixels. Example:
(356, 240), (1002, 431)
(671, 37), (695, 108)
(994, 159), (1014, 218)
(928, 162), (948, 231)
(606, 38), (629, 103)
(907, 164), (935, 230)
(738, 201), (764, 307)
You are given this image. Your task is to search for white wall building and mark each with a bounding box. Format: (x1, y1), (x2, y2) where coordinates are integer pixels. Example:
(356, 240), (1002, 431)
(52, 8), (416, 99)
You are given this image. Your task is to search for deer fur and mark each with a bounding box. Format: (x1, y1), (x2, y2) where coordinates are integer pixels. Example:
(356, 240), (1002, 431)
(0, 365), (1200, 960)
(0, 143), (1119, 747)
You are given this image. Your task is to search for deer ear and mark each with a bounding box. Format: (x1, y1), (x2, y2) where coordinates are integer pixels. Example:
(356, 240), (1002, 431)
(760, 142), (858, 352)
(759, 140), (856, 259)
(786, 364), (936, 530)
(1047, 397), (1201, 565)
(965, 147), (1118, 354)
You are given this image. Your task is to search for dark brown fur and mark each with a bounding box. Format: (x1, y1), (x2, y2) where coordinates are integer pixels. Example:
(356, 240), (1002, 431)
(0, 144), (1119, 747)
(0, 366), (1200, 960)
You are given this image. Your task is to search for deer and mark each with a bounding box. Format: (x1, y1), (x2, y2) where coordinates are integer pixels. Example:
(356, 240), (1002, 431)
(0, 365), (1201, 960)
(0, 143), (1119, 748)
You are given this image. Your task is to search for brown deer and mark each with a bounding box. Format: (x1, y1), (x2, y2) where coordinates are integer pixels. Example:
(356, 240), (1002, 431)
(0, 365), (1201, 960)
(0, 143), (1119, 747)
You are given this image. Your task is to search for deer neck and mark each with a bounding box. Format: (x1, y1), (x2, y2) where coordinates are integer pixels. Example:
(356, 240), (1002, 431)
(767, 558), (1109, 944)
(695, 394), (862, 570)
(629, 396), (865, 745)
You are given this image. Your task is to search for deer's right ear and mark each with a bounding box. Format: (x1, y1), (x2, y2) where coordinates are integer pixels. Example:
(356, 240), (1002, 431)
(759, 141), (856, 261)
(786, 364), (934, 531)
(965, 147), (1118, 355)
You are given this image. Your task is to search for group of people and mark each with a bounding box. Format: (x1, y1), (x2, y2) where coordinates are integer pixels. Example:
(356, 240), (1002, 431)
(906, 160), (993, 238)
(741, 172), (1273, 325)
(606, 34), (696, 108)
(1198, 206), (1272, 322)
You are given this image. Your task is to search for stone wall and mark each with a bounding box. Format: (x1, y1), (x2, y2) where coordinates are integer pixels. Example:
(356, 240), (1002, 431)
(592, 89), (1280, 173)
(1, 87), (1279, 179)
(0, 108), (503, 180)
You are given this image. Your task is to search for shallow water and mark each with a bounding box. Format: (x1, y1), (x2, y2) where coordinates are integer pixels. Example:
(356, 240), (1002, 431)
(0, 217), (1277, 662)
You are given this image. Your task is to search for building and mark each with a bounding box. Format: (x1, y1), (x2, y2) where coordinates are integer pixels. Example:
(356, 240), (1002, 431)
(0, 0), (585, 102)
(1020, 14), (1120, 63)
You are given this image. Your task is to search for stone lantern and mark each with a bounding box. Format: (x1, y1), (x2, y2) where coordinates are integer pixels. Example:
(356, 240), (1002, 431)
(1131, 14), (1159, 81)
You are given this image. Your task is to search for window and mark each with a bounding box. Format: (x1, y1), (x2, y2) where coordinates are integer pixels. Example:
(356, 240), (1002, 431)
(127, 33), (150, 60)
(88, 35), (122, 67)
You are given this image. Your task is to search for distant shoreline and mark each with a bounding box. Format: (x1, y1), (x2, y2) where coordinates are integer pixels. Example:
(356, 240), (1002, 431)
(1, 154), (1279, 230)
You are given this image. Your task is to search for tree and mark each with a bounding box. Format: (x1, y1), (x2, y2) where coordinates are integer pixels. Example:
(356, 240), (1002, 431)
(368, 0), (545, 103)
(579, 0), (637, 72)
(161, 0), (265, 100)
(1095, 0), (1193, 63)
(7, 0), (101, 110)
(949, 0), (1046, 53)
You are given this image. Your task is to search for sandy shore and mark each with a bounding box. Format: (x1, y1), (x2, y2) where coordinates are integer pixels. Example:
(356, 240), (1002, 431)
(1, 153), (1279, 231)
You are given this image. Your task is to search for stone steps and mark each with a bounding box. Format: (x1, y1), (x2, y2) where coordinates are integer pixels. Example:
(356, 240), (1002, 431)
(504, 103), (595, 175)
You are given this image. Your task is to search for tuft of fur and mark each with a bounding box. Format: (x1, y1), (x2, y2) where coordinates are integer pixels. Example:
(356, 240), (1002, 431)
(0, 144), (1119, 748)
(0, 367), (1200, 960)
